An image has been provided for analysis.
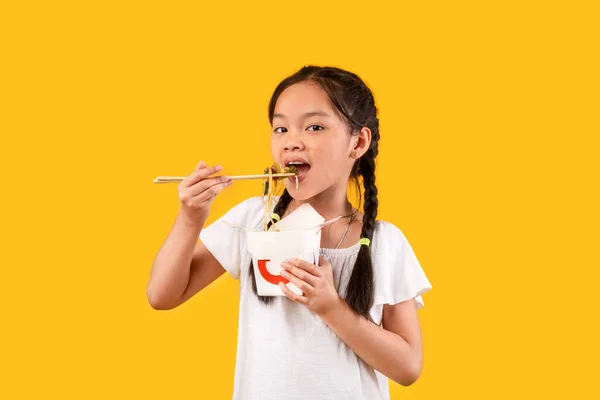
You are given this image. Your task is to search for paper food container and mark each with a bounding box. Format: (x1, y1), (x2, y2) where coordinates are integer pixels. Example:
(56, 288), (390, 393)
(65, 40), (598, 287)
(247, 228), (322, 296)
(246, 203), (327, 296)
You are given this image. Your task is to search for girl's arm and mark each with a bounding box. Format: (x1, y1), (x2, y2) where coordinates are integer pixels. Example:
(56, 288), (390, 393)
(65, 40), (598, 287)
(146, 211), (225, 310)
(320, 298), (423, 386)
(279, 257), (424, 386)
(146, 162), (232, 310)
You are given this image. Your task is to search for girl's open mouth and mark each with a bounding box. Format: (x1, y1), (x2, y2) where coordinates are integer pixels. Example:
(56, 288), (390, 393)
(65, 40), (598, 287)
(286, 161), (311, 184)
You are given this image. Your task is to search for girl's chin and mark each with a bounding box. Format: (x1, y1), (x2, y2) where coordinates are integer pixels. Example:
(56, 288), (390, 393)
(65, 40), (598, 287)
(284, 181), (314, 201)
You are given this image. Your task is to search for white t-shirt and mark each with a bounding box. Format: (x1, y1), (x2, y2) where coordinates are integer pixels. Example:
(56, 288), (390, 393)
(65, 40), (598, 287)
(200, 197), (432, 400)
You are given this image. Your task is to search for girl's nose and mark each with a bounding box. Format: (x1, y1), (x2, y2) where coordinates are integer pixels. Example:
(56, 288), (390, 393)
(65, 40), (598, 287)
(284, 142), (302, 151)
(283, 132), (304, 151)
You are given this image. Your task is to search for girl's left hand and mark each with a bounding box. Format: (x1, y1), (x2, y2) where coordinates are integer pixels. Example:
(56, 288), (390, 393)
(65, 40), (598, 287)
(279, 256), (342, 317)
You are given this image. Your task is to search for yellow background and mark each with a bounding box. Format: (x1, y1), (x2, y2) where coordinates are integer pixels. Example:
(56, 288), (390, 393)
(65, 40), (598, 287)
(1, 0), (598, 398)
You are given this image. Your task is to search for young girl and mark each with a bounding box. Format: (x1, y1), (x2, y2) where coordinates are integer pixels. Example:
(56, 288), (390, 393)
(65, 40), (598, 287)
(147, 66), (432, 400)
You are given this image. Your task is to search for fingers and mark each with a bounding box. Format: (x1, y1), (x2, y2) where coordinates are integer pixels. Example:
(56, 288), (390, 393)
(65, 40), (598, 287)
(187, 175), (232, 197)
(281, 260), (319, 287)
(318, 256), (332, 269)
(284, 258), (322, 277)
(180, 179), (232, 208)
(178, 161), (233, 209)
(279, 268), (315, 295)
(180, 164), (223, 188)
(279, 282), (309, 305)
(194, 180), (233, 203)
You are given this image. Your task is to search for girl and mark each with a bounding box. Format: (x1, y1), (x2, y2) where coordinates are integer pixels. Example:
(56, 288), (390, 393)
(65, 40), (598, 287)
(147, 66), (432, 400)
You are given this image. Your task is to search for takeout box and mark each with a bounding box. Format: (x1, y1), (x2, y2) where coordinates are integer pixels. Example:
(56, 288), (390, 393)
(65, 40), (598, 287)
(246, 203), (325, 296)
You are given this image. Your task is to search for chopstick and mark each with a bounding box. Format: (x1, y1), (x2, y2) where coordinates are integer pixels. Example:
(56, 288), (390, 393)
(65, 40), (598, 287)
(153, 173), (297, 183)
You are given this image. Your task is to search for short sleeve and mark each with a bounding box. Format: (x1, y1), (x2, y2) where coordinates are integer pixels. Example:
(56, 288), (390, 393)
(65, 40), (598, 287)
(199, 196), (264, 280)
(371, 221), (432, 311)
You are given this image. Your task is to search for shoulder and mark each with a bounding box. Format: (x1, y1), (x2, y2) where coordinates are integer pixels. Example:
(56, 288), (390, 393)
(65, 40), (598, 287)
(372, 220), (409, 249)
(373, 219), (401, 234)
(230, 196), (265, 213)
(369, 219), (432, 308)
(370, 219), (417, 271)
(219, 195), (286, 231)
(221, 196), (266, 225)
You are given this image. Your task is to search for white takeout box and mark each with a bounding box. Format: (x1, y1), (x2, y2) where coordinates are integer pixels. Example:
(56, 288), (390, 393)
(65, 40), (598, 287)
(247, 203), (325, 296)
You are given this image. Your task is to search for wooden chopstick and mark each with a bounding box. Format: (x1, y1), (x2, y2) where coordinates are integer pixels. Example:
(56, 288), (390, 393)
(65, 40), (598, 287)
(153, 173), (296, 183)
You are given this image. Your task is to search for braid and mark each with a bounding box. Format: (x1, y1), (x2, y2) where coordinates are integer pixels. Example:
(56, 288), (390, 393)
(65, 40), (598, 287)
(345, 146), (378, 319)
(248, 190), (293, 305)
(359, 153), (378, 241)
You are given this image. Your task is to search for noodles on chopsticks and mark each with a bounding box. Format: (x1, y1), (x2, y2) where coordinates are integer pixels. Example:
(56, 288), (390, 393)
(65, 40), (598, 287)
(261, 163), (298, 231)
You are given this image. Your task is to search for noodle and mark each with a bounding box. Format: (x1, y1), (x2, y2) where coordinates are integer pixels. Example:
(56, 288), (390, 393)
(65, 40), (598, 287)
(261, 163), (298, 231)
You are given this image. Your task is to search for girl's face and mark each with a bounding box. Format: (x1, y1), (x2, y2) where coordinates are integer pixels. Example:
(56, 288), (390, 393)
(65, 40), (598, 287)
(271, 81), (357, 201)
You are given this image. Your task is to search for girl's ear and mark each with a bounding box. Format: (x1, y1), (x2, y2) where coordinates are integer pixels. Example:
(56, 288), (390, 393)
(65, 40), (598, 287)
(352, 127), (372, 158)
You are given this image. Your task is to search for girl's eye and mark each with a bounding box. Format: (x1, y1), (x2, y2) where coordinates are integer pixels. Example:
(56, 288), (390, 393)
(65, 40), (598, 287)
(273, 127), (287, 134)
(307, 125), (324, 131)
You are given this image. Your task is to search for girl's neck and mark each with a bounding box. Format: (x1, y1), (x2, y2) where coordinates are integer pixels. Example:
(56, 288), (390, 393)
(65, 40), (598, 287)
(287, 187), (352, 222)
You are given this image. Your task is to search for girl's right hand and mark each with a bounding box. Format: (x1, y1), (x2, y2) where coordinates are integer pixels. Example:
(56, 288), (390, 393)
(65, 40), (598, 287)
(177, 161), (233, 225)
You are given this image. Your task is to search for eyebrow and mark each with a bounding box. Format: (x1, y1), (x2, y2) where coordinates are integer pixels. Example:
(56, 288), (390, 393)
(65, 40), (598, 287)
(272, 111), (332, 120)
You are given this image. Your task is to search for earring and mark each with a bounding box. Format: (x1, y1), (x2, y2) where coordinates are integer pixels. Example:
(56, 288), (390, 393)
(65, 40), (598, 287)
(352, 151), (359, 158)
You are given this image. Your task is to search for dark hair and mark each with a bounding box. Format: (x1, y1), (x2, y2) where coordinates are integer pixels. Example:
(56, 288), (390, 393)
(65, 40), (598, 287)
(248, 66), (380, 319)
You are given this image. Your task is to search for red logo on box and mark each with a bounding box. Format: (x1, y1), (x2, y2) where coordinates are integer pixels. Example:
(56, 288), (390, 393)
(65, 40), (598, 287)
(257, 259), (289, 285)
